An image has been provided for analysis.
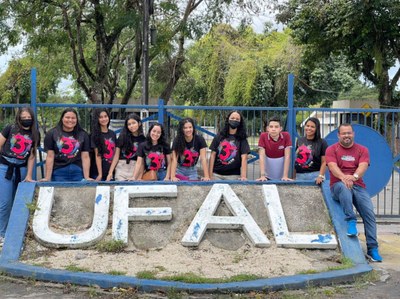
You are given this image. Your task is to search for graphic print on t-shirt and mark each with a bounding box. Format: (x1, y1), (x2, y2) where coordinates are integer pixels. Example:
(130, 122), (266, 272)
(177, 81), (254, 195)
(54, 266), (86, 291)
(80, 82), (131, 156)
(10, 133), (33, 159)
(180, 148), (199, 167)
(124, 141), (140, 160)
(146, 151), (165, 170)
(296, 144), (313, 169)
(57, 136), (80, 159)
(103, 138), (116, 163)
(218, 139), (237, 165)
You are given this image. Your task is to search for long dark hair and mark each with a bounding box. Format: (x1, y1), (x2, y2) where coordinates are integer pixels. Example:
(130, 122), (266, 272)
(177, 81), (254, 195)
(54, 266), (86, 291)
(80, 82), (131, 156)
(220, 110), (247, 140)
(91, 108), (110, 156)
(174, 118), (196, 156)
(119, 113), (143, 155)
(146, 123), (168, 147)
(56, 108), (83, 139)
(304, 117), (322, 141)
(15, 107), (39, 153)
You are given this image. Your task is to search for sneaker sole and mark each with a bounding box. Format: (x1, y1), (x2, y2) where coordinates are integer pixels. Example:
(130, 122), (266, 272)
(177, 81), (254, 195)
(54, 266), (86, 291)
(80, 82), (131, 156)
(346, 233), (359, 237)
(366, 254), (382, 262)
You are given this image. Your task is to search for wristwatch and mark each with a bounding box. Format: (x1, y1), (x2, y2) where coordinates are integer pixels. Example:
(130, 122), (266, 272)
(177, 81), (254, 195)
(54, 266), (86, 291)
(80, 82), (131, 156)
(353, 173), (359, 180)
(318, 174), (325, 180)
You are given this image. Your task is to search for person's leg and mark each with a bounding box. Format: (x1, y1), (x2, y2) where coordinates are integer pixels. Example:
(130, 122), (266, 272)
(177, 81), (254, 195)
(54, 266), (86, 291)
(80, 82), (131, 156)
(69, 164), (84, 181)
(177, 166), (198, 180)
(331, 182), (357, 221)
(352, 185), (379, 251)
(157, 169), (166, 181)
(331, 181), (358, 236)
(0, 164), (14, 237)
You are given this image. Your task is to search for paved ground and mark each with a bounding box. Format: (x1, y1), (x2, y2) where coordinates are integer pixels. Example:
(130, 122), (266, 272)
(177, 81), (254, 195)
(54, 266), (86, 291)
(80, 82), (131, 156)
(1, 223), (399, 298)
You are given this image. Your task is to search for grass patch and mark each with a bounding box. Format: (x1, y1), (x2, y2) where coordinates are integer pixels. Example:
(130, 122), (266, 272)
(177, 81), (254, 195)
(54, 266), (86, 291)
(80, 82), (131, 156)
(107, 270), (127, 276)
(65, 264), (90, 272)
(95, 240), (126, 253)
(136, 270), (158, 279)
(162, 272), (260, 284)
(25, 201), (39, 214)
(327, 256), (354, 271)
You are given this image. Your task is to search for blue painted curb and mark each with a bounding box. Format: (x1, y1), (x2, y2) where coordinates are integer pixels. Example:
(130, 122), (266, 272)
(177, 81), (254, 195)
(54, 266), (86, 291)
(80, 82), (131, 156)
(0, 181), (373, 293)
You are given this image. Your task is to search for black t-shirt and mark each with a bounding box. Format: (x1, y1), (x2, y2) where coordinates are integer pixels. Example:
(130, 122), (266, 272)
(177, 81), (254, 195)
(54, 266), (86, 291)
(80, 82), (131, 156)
(137, 141), (171, 171)
(172, 134), (207, 167)
(90, 130), (117, 165)
(0, 124), (34, 162)
(209, 133), (250, 175)
(295, 137), (328, 173)
(117, 134), (146, 161)
(44, 127), (90, 169)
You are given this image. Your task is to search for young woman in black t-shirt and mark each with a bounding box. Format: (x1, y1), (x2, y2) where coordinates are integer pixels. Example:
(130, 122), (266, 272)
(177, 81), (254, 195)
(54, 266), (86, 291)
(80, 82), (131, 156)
(170, 118), (210, 181)
(0, 107), (39, 243)
(90, 108), (116, 181)
(131, 123), (171, 181)
(106, 113), (145, 181)
(43, 108), (91, 181)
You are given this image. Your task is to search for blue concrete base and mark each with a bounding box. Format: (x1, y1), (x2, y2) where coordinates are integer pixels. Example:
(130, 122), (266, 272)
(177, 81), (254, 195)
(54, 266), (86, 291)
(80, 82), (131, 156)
(0, 181), (372, 293)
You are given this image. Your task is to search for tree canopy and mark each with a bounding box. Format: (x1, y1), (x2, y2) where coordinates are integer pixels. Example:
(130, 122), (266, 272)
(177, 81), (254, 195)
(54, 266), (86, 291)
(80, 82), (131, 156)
(277, 0), (400, 107)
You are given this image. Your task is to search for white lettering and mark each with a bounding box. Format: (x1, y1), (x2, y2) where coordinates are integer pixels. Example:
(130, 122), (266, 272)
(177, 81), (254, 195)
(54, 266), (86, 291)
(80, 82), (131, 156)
(112, 185), (175, 244)
(33, 186), (110, 248)
(181, 184), (270, 247)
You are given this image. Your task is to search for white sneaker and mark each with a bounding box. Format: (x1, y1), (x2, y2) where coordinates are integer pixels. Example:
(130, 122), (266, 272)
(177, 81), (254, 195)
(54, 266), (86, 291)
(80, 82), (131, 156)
(0, 236), (4, 247)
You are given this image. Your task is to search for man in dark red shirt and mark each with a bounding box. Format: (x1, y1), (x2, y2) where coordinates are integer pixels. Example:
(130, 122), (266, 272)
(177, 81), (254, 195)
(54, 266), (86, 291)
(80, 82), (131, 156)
(326, 123), (382, 262)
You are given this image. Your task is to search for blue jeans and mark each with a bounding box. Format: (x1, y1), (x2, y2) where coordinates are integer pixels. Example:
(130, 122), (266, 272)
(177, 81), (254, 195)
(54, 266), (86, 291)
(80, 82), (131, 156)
(157, 169), (167, 181)
(0, 162), (27, 237)
(177, 166), (198, 180)
(331, 182), (378, 250)
(52, 164), (84, 181)
(296, 171), (319, 180)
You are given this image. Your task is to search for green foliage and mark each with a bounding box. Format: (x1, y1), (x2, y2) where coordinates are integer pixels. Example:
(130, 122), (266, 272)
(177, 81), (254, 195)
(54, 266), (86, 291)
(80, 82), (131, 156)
(95, 240), (126, 253)
(107, 270), (127, 276)
(65, 264), (89, 272)
(278, 0), (400, 106)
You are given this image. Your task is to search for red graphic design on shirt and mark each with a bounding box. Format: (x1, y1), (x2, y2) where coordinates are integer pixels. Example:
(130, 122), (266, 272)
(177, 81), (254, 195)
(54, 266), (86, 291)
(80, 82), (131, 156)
(103, 138), (116, 162)
(218, 140), (237, 165)
(10, 134), (32, 158)
(181, 148), (199, 167)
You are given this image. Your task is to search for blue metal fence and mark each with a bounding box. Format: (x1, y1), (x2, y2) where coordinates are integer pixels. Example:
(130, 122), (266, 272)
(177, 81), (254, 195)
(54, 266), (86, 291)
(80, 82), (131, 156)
(0, 72), (399, 217)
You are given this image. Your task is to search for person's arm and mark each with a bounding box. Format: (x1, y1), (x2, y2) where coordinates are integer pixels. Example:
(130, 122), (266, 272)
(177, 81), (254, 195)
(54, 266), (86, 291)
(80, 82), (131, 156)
(353, 162), (369, 179)
(164, 153), (172, 181)
(208, 151), (216, 180)
(315, 156), (327, 185)
(94, 148), (102, 181)
(0, 133), (6, 151)
(281, 147), (292, 181)
(257, 147), (267, 181)
(129, 156), (144, 181)
(24, 149), (36, 182)
(81, 151), (92, 180)
(170, 150), (179, 181)
(42, 150), (55, 181)
(327, 161), (354, 189)
(200, 148), (210, 181)
(106, 147), (120, 181)
(239, 153), (248, 181)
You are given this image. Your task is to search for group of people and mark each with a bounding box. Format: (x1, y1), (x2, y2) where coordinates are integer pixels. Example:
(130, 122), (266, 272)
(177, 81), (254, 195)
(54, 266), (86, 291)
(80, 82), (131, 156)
(0, 107), (382, 262)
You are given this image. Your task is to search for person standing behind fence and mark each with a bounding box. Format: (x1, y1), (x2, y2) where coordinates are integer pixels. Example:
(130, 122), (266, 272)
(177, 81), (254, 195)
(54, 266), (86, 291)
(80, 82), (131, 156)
(0, 107), (39, 245)
(42, 108), (91, 182)
(257, 116), (292, 181)
(130, 123), (171, 181)
(90, 109), (116, 181)
(294, 117), (328, 184)
(326, 123), (382, 262)
(170, 118), (210, 181)
(106, 113), (145, 181)
(208, 111), (250, 181)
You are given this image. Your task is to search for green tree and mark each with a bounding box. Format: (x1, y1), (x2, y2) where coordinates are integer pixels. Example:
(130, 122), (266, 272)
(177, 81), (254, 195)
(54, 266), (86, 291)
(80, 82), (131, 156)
(277, 0), (400, 107)
(0, 0), (272, 104)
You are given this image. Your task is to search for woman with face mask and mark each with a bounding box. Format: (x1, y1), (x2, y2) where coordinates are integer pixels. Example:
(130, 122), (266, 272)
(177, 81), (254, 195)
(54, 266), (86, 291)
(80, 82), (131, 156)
(0, 107), (39, 246)
(208, 110), (250, 180)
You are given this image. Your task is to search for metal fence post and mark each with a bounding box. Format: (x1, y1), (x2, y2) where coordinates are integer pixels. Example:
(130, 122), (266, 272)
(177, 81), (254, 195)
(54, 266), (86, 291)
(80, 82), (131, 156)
(287, 74), (295, 178)
(31, 68), (38, 180)
(158, 99), (164, 124)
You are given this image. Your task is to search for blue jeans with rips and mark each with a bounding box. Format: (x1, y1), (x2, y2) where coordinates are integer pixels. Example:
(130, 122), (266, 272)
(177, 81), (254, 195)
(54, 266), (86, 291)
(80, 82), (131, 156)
(177, 166), (198, 180)
(0, 160), (27, 237)
(331, 182), (378, 250)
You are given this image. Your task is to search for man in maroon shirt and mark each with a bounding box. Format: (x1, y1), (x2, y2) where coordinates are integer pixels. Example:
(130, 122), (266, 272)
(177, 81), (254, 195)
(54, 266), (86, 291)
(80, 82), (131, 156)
(326, 123), (382, 262)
